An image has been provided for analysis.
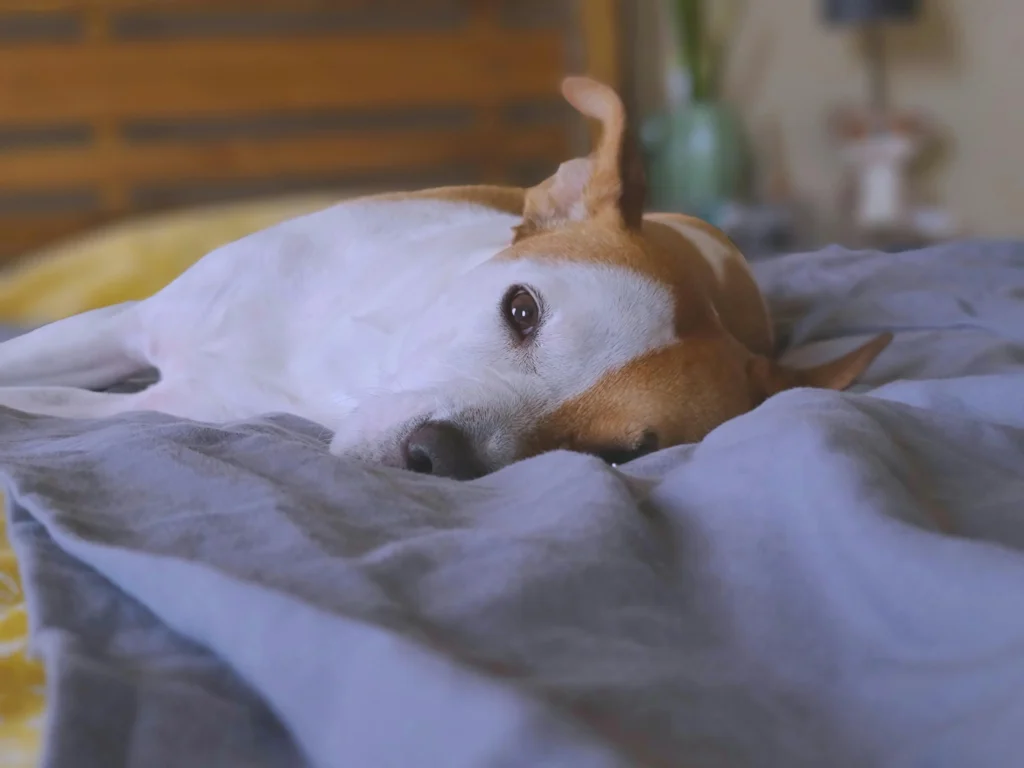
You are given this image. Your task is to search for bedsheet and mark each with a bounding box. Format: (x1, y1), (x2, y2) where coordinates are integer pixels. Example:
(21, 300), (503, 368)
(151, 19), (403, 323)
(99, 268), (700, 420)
(3, 239), (1024, 767)
(0, 324), (44, 767)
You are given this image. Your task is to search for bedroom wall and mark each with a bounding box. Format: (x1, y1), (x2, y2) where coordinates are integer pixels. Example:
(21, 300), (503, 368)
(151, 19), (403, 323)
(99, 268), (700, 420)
(629, 0), (1024, 242)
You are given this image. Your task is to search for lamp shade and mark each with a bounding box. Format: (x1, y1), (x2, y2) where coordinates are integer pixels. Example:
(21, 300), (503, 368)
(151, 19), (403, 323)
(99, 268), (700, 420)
(822, 0), (920, 24)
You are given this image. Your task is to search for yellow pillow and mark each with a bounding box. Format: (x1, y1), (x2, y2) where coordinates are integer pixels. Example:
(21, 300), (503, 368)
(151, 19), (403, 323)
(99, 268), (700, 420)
(0, 193), (341, 325)
(0, 513), (45, 767)
(0, 192), (343, 767)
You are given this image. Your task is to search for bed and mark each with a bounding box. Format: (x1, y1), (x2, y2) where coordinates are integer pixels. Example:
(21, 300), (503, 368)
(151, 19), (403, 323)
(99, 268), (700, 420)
(4, 4), (1024, 768)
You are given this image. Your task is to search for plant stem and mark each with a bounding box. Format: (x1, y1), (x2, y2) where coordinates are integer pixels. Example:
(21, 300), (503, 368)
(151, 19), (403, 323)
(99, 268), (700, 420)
(676, 0), (705, 101)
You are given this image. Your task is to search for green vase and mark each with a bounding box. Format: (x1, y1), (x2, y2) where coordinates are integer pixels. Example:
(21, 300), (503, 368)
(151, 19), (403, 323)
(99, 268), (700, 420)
(641, 101), (749, 222)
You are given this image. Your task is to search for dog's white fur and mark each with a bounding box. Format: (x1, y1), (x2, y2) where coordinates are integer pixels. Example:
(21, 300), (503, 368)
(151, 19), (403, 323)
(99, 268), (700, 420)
(0, 195), (680, 472)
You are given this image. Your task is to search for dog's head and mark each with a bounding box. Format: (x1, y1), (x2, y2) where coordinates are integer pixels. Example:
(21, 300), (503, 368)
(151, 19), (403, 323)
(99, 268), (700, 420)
(329, 77), (890, 479)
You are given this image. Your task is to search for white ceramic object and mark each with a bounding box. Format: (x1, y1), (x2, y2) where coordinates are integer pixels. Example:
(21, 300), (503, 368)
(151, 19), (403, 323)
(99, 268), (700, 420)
(840, 131), (920, 231)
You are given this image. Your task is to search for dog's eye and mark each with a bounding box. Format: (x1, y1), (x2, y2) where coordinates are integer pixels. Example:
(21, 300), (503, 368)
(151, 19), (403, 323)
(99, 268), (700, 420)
(502, 286), (540, 339)
(597, 431), (659, 466)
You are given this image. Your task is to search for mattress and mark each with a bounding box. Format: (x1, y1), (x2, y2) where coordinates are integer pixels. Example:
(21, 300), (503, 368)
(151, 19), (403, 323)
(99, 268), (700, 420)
(2, 238), (1024, 767)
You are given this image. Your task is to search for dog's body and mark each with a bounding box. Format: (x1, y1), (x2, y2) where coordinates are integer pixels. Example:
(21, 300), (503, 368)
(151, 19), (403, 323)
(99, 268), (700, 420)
(0, 78), (890, 478)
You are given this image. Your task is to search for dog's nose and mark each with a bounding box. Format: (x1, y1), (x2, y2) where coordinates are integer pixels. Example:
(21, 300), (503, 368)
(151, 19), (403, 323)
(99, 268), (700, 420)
(403, 422), (484, 480)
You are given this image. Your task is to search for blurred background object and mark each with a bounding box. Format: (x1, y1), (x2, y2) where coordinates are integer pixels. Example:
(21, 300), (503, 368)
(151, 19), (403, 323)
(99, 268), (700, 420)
(822, 0), (921, 115)
(640, 0), (751, 222)
(0, 0), (618, 276)
(628, 0), (1024, 255)
(822, 0), (956, 248)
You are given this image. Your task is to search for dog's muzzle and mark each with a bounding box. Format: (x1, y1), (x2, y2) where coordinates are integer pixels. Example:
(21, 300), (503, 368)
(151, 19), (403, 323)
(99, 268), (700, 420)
(403, 421), (486, 481)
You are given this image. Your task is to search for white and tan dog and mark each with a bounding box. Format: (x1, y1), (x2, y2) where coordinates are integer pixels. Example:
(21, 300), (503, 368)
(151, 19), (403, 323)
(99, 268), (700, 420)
(0, 77), (890, 479)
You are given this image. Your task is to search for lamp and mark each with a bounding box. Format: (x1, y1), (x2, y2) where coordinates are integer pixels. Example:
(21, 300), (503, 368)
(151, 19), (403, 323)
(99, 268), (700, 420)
(821, 0), (921, 119)
(821, 0), (936, 240)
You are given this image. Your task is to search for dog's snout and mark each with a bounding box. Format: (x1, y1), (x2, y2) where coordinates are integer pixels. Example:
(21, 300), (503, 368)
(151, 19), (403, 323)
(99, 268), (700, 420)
(403, 422), (484, 480)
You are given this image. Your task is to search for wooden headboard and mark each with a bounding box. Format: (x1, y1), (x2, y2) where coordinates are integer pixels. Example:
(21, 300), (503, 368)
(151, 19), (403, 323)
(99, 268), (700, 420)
(0, 0), (621, 264)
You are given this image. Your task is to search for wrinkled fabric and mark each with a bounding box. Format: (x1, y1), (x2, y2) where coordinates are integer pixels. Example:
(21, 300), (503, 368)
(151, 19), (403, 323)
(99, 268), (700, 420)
(3, 239), (1024, 768)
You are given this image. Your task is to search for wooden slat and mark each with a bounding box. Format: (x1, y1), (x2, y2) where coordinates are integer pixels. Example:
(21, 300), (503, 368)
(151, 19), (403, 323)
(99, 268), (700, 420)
(0, 33), (563, 123)
(579, 0), (620, 146)
(83, 5), (129, 212)
(468, 0), (505, 184)
(0, 213), (104, 261)
(0, 127), (567, 189)
(580, 0), (620, 89)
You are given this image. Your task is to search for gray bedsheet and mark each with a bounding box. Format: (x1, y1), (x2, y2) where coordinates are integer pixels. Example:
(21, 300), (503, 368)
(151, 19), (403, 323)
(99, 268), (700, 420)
(4, 239), (1024, 768)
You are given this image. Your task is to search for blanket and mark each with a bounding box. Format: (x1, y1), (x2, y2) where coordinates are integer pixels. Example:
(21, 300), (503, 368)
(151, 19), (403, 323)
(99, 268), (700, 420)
(4, 239), (1024, 767)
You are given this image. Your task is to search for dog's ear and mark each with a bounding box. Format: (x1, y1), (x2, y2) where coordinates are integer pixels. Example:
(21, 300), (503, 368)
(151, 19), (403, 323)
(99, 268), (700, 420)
(748, 333), (893, 400)
(514, 76), (645, 242)
(514, 157), (593, 241)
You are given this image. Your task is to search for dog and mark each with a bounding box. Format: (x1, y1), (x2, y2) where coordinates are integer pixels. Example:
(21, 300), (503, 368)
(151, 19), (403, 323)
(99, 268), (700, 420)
(0, 77), (890, 480)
